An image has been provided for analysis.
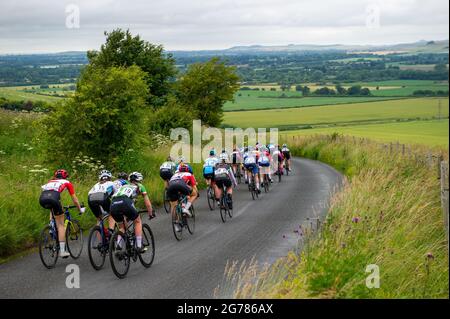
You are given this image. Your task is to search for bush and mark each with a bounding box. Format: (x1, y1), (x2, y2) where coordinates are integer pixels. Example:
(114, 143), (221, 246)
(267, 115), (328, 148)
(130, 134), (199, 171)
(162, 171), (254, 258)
(36, 65), (149, 167)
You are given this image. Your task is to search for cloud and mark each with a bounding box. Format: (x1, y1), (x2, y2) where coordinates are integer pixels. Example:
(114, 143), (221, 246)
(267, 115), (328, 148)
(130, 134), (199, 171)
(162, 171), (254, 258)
(0, 0), (448, 53)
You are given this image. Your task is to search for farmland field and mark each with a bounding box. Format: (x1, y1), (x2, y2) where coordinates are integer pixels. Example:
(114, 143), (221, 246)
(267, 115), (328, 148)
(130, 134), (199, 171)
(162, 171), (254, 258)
(223, 98), (449, 129)
(281, 119), (449, 147)
(225, 91), (399, 111)
(0, 84), (75, 103)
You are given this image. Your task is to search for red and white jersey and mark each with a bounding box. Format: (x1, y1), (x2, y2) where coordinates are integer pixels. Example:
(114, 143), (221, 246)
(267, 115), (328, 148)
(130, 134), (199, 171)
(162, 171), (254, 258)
(170, 172), (197, 187)
(41, 179), (75, 195)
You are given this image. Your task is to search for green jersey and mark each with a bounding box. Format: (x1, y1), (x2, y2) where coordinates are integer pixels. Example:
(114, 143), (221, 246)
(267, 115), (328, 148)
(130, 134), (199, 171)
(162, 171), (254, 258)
(113, 183), (147, 199)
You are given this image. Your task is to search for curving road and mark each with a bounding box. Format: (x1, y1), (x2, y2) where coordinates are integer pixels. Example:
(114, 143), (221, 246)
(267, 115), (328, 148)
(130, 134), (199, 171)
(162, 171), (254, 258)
(0, 157), (342, 299)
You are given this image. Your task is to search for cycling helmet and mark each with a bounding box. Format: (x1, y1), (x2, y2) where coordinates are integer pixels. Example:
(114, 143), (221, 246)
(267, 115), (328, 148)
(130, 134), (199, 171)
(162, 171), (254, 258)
(209, 150), (216, 156)
(99, 170), (112, 181)
(54, 169), (68, 179)
(219, 153), (228, 162)
(129, 172), (143, 182)
(178, 164), (190, 173)
(167, 156), (173, 162)
(117, 172), (128, 180)
(282, 144), (287, 148)
(178, 156), (185, 164)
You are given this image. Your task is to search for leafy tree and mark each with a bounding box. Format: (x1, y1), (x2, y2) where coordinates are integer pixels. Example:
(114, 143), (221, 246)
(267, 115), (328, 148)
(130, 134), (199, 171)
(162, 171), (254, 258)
(335, 85), (347, 95)
(87, 29), (176, 108)
(37, 65), (149, 166)
(148, 95), (195, 136)
(177, 57), (240, 127)
(302, 86), (311, 96)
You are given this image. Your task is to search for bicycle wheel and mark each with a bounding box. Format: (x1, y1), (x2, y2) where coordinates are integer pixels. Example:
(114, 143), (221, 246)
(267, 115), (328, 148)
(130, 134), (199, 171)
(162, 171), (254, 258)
(172, 207), (183, 241)
(207, 186), (215, 211)
(88, 226), (107, 270)
(66, 220), (83, 259)
(285, 162), (290, 176)
(220, 196), (227, 223)
(227, 197), (233, 219)
(264, 176), (269, 193)
(186, 206), (195, 235)
(278, 169), (282, 182)
(163, 189), (170, 214)
(38, 225), (59, 269)
(139, 224), (155, 268)
(109, 230), (130, 279)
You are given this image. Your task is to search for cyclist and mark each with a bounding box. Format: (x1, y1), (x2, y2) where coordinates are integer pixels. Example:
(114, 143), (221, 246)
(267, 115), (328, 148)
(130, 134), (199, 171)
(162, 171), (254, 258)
(231, 146), (243, 182)
(110, 172), (154, 253)
(273, 145), (285, 176)
(87, 170), (117, 236)
(176, 156), (193, 174)
(258, 146), (272, 185)
(281, 144), (292, 172)
(214, 153), (237, 209)
(160, 156), (177, 189)
(114, 172), (129, 190)
(39, 169), (85, 258)
(203, 150), (219, 187)
(243, 147), (261, 194)
(167, 164), (198, 232)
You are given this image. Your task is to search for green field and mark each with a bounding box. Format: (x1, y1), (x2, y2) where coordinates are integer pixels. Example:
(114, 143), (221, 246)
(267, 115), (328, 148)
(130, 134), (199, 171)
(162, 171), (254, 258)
(224, 98), (449, 129)
(282, 119), (449, 146)
(0, 84), (74, 103)
(225, 91), (398, 111)
(348, 80), (449, 97)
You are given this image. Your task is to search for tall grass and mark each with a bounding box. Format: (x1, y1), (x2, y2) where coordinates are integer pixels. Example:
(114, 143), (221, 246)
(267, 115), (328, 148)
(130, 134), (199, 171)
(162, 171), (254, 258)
(216, 134), (449, 298)
(0, 109), (205, 260)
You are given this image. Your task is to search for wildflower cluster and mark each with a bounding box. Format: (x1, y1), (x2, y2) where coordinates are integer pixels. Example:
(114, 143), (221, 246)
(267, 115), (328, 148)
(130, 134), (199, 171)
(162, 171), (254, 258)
(17, 142), (34, 151)
(71, 154), (105, 177)
(150, 133), (171, 150)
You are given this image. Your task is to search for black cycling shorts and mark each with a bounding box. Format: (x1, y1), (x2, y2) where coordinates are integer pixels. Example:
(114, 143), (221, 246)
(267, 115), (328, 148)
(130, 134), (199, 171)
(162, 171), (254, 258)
(88, 192), (111, 218)
(160, 169), (173, 181)
(110, 196), (138, 223)
(283, 151), (291, 160)
(232, 153), (238, 164)
(215, 176), (232, 189)
(39, 190), (64, 216)
(167, 181), (192, 202)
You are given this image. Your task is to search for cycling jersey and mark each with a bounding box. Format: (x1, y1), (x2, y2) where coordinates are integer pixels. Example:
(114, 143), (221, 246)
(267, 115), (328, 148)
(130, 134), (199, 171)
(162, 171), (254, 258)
(232, 150), (242, 164)
(88, 181), (116, 196)
(203, 156), (219, 168)
(113, 183), (147, 200)
(160, 161), (176, 172)
(258, 152), (271, 167)
(215, 163), (237, 187)
(41, 179), (75, 195)
(113, 179), (128, 191)
(170, 172), (197, 187)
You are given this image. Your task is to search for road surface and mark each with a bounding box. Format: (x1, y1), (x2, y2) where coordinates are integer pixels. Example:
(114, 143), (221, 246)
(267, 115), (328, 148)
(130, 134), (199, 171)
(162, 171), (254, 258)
(0, 157), (342, 298)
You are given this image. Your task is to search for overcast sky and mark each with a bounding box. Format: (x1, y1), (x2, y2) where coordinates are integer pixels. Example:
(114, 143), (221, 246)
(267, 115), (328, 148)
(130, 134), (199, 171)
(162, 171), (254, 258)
(0, 0), (448, 53)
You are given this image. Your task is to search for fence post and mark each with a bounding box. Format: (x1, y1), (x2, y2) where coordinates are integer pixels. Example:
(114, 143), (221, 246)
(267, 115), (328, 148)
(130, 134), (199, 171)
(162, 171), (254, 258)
(440, 161), (449, 245)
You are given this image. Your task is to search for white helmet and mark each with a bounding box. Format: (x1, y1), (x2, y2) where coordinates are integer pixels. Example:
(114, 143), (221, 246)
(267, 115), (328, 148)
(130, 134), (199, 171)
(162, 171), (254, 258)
(99, 170), (112, 181)
(178, 156), (185, 164)
(219, 153), (228, 162)
(129, 171), (143, 182)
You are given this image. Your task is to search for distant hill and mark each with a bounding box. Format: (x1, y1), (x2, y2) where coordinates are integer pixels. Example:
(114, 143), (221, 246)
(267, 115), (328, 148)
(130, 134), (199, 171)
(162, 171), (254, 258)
(223, 40), (449, 55)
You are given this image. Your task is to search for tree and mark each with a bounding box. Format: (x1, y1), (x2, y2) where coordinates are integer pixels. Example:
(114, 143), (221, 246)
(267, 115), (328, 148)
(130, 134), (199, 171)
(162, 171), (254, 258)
(87, 29), (176, 108)
(37, 65), (149, 166)
(302, 86), (311, 96)
(335, 85), (347, 95)
(177, 57), (240, 127)
(148, 95), (194, 136)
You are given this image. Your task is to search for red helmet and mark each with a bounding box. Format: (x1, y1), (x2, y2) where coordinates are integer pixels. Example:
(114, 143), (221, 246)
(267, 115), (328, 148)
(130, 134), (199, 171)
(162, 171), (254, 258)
(178, 165), (190, 173)
(54, 169), (69, 179)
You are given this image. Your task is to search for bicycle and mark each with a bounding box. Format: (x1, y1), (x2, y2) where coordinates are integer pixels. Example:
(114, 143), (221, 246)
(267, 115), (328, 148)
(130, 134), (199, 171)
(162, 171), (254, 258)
(274, 164), (283, 182)
(219, 184), (233, 223)
(206, 185), (215, 211)
(88, 208), (117, 270)
(38, 205), (84, 269)
(163, 188), (170, 214)
(261, 173), (270, 193)
(284, 159), (290, 176)
(109, 210), (156, 279)
(248, 172), (259, 200)
(233, 164), (242, 184)
(172, 194), (195, 241)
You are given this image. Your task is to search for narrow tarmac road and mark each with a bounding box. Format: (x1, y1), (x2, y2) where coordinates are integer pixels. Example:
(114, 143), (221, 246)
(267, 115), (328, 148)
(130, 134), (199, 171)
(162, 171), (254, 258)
(0, 157), (342, 298)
